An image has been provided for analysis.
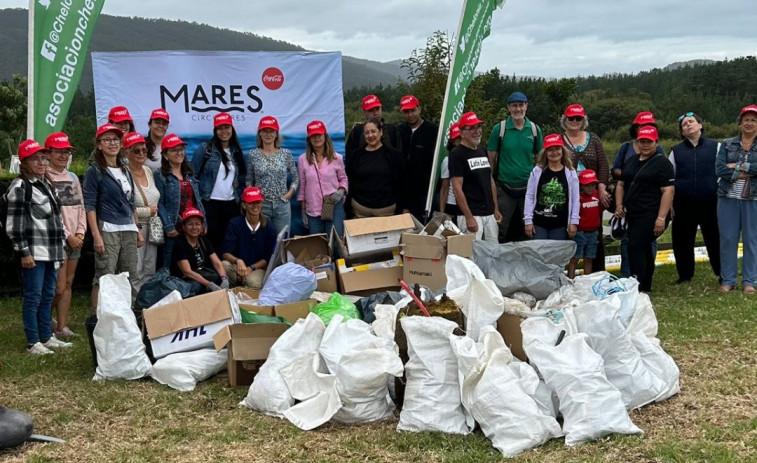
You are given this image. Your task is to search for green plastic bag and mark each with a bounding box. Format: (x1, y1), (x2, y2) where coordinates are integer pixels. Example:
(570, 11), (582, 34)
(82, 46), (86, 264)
(240, 309), (292, 326)
(311, 293), (360, 325)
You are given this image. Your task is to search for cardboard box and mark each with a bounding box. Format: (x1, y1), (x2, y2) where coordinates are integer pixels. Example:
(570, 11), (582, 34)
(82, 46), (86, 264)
(143, 290), (238, 359)
(497, 313), (527, 362)
(343, 214), (418, 255)
(213, 323), (289, 386)
(335, 249), (403, 295)
(233, 289), (317, 324)
(280, 234), (338, 293)
(400, 231), (475, 291)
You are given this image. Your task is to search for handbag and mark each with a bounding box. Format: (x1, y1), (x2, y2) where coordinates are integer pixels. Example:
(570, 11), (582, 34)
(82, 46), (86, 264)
(147, 216), (165, 245)
(314, 160), (336, 221)
(134, 171), (164, 244)
(500, 181), (528, 199)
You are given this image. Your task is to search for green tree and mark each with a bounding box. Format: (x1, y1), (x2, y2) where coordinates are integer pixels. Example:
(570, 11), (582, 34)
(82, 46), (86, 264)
(0, 74), (27, 162)
(401, 30), (453, 123)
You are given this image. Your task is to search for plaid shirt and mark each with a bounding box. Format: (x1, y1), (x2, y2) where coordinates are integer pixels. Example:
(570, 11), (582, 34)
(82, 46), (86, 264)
(5, 176), (65, 261)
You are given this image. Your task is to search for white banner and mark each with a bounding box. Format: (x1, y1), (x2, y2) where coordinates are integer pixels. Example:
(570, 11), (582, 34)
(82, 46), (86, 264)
(91, 51), (345, 159)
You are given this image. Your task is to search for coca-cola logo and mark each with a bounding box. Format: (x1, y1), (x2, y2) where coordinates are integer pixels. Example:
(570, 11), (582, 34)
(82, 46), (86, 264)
(262, 67), (284, 90)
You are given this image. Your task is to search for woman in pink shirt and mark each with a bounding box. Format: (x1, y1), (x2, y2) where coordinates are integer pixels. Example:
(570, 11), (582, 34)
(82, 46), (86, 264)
(297, 121), (348, 236)
(44, 132), (86, 339)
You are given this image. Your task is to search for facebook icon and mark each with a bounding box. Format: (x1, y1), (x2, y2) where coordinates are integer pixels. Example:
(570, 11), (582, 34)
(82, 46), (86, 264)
(40, 40), (57, 62)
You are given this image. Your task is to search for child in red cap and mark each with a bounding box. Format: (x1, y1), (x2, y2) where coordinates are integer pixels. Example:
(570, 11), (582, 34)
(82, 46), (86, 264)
(568, 169), (603, 278)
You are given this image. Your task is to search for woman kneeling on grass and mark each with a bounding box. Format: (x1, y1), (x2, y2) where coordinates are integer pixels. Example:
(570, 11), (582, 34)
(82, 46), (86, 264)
(170, 208), (229, 295)
(6, 140), (71, 355)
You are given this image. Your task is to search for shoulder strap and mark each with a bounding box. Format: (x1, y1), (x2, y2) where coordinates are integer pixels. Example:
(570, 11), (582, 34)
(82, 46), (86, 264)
(530, 122), (539, 155)
(494, 120), (506, 180)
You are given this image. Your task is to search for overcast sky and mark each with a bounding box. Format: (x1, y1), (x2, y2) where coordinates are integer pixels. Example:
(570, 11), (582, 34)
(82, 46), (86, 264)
(4, 0), (757, 78)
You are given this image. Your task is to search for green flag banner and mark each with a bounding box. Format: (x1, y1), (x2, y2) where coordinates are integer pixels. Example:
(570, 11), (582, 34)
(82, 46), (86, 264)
(28, 0), (104, 140)
(424, 0), (505, 215)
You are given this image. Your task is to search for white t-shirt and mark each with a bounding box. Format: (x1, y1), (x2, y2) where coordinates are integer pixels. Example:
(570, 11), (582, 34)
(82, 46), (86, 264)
(102, 167), (138, 233)
(210, 148), (237, 201)
(440, 157), (457, 205)
(144, 144), (163, 173)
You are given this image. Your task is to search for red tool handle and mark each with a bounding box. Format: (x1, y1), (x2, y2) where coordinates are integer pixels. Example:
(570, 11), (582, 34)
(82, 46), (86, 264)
(398, 279), (430, 317)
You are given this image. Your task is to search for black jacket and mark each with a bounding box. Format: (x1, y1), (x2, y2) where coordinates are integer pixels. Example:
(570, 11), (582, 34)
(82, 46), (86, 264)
(399, 120), (439, 200)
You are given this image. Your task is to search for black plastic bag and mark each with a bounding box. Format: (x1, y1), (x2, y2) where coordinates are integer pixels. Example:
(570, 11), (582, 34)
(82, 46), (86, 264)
(355, 291), (403, 324)
(135, 268), (194, 310)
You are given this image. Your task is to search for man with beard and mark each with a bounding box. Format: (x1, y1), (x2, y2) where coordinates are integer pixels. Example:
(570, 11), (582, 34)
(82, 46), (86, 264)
(487, 91), (543, 242)
(398, 95), (439, 221)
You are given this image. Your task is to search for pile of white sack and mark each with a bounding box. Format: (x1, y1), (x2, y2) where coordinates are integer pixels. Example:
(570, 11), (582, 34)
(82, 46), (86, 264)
(240, 256), (680, 458)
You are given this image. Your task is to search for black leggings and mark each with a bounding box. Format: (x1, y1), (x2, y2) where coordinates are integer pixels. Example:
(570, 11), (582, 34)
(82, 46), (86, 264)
(627, 215), (657, 292)
(202, 199), (240, 254)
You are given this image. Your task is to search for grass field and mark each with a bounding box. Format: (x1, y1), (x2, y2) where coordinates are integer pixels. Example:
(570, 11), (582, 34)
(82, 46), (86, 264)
(1, 261), (755, 462)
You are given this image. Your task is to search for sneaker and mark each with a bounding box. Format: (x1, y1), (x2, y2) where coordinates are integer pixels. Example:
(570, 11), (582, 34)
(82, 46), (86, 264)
(43, 335), (73, 349)
(27, 342), (54, 355)
(55, 326), (79, 338)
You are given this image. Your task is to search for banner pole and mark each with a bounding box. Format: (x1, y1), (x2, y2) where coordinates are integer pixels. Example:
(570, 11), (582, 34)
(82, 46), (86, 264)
(27, 0), (35, 140)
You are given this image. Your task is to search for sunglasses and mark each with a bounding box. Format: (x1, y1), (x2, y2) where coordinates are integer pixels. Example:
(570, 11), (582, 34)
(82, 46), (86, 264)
(567, 116), (584, 122)
(677, 111), (696, 122)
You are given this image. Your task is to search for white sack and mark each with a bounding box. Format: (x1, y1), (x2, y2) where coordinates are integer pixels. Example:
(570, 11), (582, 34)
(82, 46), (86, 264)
(626, 292), (658, 337)
(571, 297), (667, 410)
(630, 333), (680, 402)
(524, 333), (642, 446)
(445, 254), (487, 292)
(319, 316), (378, 373)
(332, 346), (403, 424)
(450, 328), (561, 458)
(241, 313), (326, 417)
(397, 316), (473, 434)
(447, 277), (505, 341)
(281, 352), (341, 430)
(151, 348), (227, 391)
(93, 273), (152, 381)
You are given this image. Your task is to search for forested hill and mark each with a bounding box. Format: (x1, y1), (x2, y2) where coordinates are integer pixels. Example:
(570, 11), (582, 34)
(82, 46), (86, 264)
(0, 8), (404, 89)
(576, 56), (757, 133)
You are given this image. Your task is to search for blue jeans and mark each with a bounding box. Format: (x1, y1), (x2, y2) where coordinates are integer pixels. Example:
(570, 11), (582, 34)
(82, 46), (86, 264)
(308, 199), (346, 237)
(22, 261), (59, 345)
(533, 225), (568, 240)
(262, 200), (292, 236)
(620, 237), (658, 278)
(718, 197), (757, 286)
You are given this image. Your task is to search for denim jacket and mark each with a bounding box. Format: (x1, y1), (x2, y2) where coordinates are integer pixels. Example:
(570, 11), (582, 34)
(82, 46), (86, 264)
(82, 164), (136, 225)
(715, 136), (757, 199)
(154, 170), (206, 232)
(190, 141), (246, 202)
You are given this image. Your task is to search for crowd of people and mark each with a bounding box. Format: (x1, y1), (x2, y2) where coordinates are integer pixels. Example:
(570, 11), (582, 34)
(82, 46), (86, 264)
(6, 96), (757, 355)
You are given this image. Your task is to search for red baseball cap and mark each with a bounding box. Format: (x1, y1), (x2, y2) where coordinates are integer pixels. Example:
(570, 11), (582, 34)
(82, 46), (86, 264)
(44, 132), (75, 150)
(740, 104), (757, 118)
(18, 139), (47, 161)
(564, 104), (586, 118)
(400, 95), (420, 111)
(458, 111), (484, 128)
(633, 111), (656, 125)
(242, 186), (264, 203)
(306, 120), (327, 137)
(162, 133), (186, 150)
(637, 125), (659, 141)
(449, 122), (461, 140)
(579, 169), (599, 185)
(95, 124), (123, 140)
(258, 115), (280, 131)
(150, 108), (170, 122)
(108, 106), (133, 123)
(181, 207), (204, 223)
(543, 133), (564, 149)
(123, 132), (146, 149)
(361, 95), (381, 111)
(214, 112), (233, 127)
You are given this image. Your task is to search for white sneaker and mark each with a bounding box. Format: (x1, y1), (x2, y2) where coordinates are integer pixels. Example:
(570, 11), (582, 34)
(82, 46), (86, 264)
(27, 342), (54, 355)
(43, 335), (73, 349)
